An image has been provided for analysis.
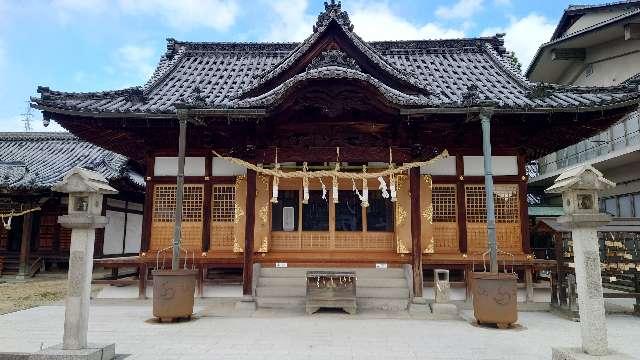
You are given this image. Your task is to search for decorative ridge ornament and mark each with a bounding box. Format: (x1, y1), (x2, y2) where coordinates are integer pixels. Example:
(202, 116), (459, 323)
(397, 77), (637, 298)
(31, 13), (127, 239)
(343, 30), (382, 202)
(306, 49), (361, 72)
(313, 0), (354, 33)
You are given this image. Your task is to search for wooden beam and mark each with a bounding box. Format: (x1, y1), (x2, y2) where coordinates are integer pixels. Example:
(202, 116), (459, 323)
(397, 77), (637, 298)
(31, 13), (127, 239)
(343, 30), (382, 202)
(410, 167), (423, 298)
(551, 48), (586, 61)
(456, 155), (468, 253)
(243, 169), (257, 296)
(625, 23), (640, 40)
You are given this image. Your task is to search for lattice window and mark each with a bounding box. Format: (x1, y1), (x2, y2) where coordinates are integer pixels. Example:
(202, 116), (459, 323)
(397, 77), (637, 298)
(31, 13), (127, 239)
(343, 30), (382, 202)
(432, 184), (457, 222)
(152, 184), (203, 222)
(494, 185), (520, 223)
(464, 184), (520, 224)
(212, 185), (235, 222)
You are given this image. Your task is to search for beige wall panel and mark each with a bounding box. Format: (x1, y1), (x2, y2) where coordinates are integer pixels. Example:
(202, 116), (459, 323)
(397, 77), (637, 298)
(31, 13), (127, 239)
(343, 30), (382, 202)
(254, 174), (272, 252)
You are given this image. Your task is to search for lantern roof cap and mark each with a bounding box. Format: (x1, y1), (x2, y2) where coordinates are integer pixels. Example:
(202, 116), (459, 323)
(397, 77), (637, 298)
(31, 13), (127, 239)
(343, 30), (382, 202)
(545, 164), (615, 193)
(52, 167), (118, 195)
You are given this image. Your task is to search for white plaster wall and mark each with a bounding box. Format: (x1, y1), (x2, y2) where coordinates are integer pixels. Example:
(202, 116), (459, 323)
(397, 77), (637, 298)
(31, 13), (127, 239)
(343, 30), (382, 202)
(564, 9), (629, 36)
(154, 157), (206, 176)
(420, 156), (456, 175)
(124, 213), (142, 254)
(103, 210), (125, 255)
(568, 38), (640, 86)
(212, 158), (247, 176)
(463, 156), (518, 176)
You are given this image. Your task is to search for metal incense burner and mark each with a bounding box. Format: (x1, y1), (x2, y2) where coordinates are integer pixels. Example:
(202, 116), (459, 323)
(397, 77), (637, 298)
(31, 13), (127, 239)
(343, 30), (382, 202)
(306, 270), (357, 315)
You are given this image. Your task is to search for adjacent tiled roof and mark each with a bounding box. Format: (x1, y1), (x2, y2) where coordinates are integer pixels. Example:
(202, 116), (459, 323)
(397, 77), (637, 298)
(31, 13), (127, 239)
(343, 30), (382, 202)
(0, 132), (143, 191)
(32, 2), (640, 116)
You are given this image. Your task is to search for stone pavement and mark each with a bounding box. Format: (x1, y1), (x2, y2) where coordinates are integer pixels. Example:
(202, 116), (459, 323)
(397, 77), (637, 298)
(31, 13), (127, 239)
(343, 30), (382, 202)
(1, 303), (639, 359)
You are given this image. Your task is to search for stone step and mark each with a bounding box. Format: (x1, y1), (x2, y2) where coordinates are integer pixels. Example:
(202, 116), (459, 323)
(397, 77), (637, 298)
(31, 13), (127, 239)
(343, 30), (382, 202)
(256, 296), (306, 308)
(258, 277), (306, 287)
(256, 285), (408, 299)
(256, 286), (306, 298)
(256, 297), (409, 311)
(259, 267), (405, 279)
(357, 298), (409, 311)
(357, 287), (409, 299)
(257, 277), (407, 288)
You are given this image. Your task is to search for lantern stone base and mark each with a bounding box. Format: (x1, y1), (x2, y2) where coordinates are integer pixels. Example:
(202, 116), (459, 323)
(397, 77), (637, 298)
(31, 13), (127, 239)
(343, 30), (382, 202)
(29, 343), (115, 360)
(551, 347), (636, 360)
(408, 297), (429, 316)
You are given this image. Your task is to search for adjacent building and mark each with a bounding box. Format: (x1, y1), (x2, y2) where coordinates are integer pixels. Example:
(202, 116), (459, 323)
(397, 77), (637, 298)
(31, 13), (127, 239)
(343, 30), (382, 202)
(0, 132), (143, 277)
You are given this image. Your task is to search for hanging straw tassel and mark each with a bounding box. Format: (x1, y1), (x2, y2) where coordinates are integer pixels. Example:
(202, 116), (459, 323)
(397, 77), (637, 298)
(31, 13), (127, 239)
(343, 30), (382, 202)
(271, 148), (279, 203)
(271, 175), (279, 203)
(361, 165), (369, 208)
(302, 162), (309, 204)
(319, 178), (327, 200)
(333, 147), (340, 203)
(378, 176), (389, 199)
(388, 147), (397, 202)
(390, 173), (397, 202)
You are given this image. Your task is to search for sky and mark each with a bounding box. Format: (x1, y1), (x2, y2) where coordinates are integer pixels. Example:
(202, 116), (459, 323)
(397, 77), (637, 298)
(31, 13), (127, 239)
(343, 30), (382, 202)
(0, 0), (610, 132)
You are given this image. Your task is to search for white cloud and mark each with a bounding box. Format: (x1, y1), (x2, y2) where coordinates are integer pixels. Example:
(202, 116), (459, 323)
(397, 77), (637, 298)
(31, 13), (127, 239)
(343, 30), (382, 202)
(115, 45), (156, 81)
(349, 3), (465, 41)
(262, 0), (314, 42)
(481, 13), (555, 70)
(118, 0), (239, 31)
(51, 0), (239, 31)
(436, 0), (484, 20)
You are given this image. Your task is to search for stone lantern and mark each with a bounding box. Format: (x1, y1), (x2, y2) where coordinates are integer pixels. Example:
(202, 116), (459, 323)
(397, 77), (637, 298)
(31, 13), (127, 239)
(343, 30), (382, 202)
(546, 165), (631, 359)
(35, 168), (117, 359)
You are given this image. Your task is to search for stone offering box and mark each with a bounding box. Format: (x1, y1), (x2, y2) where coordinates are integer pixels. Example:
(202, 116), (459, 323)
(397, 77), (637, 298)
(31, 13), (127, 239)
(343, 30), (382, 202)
(306, 271), (357, 315)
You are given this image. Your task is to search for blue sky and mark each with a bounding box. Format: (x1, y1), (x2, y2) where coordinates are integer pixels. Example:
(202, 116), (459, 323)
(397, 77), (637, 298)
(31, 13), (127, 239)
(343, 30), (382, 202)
(0, 0), (607, 132)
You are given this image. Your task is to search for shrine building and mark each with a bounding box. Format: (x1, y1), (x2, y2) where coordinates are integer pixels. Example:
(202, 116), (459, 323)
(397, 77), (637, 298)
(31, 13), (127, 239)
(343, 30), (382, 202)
(31, 2), (640, 306)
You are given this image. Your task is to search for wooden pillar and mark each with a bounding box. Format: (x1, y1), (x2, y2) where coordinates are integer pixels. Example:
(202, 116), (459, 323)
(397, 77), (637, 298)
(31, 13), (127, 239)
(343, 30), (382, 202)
(201, 156), (213, 252)
(410, 167), (423, 298)
(17, 212), (33, 279)
(138, 262), (147, 299)
(518, 155), (531, 254)
(455, 155), (468, 253)
(140, 155), (155, 253)
(243, 169), (256, 296)
(525, 266), (534, 303)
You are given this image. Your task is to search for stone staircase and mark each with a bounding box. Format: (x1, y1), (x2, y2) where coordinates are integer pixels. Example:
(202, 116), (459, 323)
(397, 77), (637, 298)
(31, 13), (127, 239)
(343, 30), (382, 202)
(255, 267), (411, 311)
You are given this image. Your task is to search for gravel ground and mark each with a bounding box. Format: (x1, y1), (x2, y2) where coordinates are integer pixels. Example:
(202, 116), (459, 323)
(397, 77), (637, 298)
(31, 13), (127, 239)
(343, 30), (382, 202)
(0, 274), (103, 315)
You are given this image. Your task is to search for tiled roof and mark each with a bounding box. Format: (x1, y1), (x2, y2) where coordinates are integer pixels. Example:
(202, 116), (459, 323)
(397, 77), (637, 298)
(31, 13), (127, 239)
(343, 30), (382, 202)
(32, 1), (640, 116)
(0, 132), (143, 191)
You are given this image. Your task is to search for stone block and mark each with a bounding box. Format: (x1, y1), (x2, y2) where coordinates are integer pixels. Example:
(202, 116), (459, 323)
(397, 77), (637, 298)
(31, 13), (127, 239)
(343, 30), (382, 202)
(29, 343), (115, 360)
(430, 303), (459, 320)
(235, 298), (257, 312)
(551, 347), (636, 360)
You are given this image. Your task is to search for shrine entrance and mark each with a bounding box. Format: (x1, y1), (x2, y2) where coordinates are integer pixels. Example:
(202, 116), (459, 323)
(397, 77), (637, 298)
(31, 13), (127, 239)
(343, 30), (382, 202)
(269, 177), (395, 252)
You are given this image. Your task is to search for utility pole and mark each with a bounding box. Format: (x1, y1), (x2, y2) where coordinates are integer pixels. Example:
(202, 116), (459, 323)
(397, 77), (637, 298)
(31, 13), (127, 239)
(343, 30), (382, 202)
(21, 102), (34, 132)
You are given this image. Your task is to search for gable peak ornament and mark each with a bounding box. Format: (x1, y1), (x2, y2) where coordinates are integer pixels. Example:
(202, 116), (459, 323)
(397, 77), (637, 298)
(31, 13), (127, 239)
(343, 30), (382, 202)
(314, 0), (354, 33)
(307, 49), (361, 72)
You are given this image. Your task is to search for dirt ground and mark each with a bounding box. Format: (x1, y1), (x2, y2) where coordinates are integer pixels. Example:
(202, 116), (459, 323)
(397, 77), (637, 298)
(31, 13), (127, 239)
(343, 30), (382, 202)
(0, 274), (103, 315)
